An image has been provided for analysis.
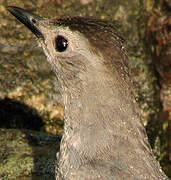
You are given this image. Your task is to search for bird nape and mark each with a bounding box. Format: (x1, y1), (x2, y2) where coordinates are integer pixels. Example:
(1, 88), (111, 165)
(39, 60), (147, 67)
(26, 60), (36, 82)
(7, 6), (168, 180)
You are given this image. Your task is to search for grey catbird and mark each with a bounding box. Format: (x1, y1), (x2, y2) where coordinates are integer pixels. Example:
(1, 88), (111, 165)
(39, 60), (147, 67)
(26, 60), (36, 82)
(7, 6), (168, 180)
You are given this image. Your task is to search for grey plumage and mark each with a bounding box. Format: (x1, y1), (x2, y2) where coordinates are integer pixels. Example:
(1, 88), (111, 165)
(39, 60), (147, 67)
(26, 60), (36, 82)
(7, 6), (168, 180)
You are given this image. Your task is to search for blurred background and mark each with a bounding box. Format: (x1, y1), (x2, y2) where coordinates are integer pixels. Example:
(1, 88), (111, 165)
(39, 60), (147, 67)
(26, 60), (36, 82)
(0, 0), (170, 179)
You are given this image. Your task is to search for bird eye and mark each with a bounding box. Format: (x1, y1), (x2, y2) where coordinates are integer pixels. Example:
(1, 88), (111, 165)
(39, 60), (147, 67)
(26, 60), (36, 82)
(31, 18), (36, 24)
(55, 35), (68, 52)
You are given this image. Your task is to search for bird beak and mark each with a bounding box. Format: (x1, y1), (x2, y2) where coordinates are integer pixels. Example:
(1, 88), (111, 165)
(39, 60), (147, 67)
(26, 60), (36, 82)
(7, 6), (44, 39)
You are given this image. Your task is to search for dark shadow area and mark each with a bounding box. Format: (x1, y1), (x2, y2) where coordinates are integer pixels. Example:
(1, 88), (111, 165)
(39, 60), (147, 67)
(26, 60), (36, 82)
(0, 97), (61, 179)
(0, 97), (43, 130)
(26, 131), (61, 180)
(146, 110), (171, 178)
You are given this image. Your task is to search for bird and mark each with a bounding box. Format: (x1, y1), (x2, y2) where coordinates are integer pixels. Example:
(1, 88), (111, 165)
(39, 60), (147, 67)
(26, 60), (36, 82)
(7, 6), (169, 180)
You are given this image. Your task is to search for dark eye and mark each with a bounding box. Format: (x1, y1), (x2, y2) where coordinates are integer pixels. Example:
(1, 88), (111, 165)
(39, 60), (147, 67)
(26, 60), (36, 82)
(55, 35), (68, 52)
(31, 18), (36, 24)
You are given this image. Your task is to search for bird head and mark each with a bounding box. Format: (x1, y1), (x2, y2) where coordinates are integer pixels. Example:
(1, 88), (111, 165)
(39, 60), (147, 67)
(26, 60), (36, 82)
(7, 6), (128, 90)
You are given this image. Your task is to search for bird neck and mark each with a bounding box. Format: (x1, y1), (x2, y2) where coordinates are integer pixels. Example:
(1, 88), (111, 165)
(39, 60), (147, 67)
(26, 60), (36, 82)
(63, 69), (136, 130)
(59, 64), (145, 160)
(57, 61), (166, 179)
